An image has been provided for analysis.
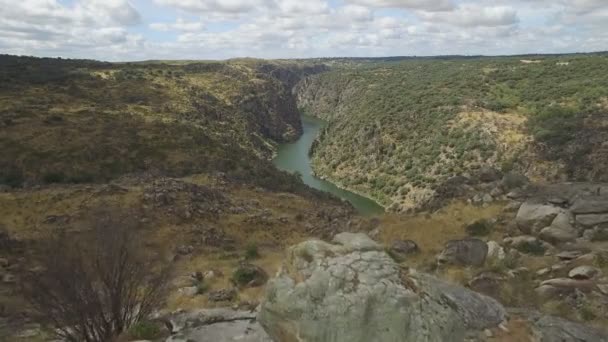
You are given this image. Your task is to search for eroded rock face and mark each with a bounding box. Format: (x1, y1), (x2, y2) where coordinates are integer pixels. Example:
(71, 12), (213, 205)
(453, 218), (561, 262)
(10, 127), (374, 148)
(259, 233), (506, 342)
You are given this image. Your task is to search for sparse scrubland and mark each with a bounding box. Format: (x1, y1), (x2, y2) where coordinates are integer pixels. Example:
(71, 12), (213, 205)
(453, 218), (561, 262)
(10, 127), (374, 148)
(297, 54), (608, 210)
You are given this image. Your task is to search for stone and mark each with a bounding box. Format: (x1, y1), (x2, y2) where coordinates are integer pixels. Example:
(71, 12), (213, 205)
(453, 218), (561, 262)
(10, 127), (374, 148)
(482, 193), (494, 204)
(575, 213), (608, 227)
(536, 268), (551, 277)
(503, 235), (546, 255)
(165, 308), (271, 342)
(259, 233), (506, 342)
(568, 266), (601, 280)
(486, 241), (505, 261)
(528, 314), (608, 342)
(437, 238), (488, 266)
(551, 211), (575, 231)
(515, 202), (562, 234)
(547, 197), (569, 207)
(208, 288), (237, 302)
(468, 272), (505, 298)
(503, 201), (522, 213)
(570, 197), (608, 214)
(556, 250), (583, 260)
(536, 278), (596, 298)
(0, 258), (8, 268)
(389, 240), (419, 260)
(178, 286), (199, 297)
(539, 226), (578, 244)
(2, 273), (15, 284)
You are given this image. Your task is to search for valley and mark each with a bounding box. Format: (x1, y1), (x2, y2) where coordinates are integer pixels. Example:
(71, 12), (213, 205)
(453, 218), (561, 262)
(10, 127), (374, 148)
(0, 54), (607, 341)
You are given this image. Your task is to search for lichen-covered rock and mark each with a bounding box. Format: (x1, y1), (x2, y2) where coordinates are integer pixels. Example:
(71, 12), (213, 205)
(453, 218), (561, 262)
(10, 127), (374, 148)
(528, 314), (608, 342)
(437, 238), (488, 266)
(516, 202), (562, 234)
(165, 308), (271, 342)
(259, 233), (506, 342)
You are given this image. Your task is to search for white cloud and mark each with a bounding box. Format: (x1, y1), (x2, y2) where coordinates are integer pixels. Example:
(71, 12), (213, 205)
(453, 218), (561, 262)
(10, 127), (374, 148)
(345, 0), (454, 11)
(419, 4), (519, 27)
(150, 18), (205, 32)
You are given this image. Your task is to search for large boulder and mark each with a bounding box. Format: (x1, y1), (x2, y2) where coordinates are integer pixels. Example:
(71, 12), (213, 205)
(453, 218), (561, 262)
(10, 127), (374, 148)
(165, 308), (272, 342)
(570, 196), (608, 214)
(437, 238), (488, 266)
(516, 202), (562, 234)
(259, 233), (506, 342)
(575, 213), (608, 228)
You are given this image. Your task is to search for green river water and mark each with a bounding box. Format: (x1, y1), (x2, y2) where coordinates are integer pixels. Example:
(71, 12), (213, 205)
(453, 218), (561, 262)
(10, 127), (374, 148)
(273, 115), (384, 216)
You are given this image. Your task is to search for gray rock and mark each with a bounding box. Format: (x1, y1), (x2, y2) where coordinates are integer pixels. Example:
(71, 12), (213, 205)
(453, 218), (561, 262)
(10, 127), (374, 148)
(178, 286), (199, 297)
(437, 238), (488, 266)
(516, 202), (562, 234)
(486, 241), (505, 261)
(568, 266), (601, 280)
(528, 314), (608, 342)
(570, 197), (608, 214)
(165, 308), (271, 342)
(389, 240), (419, 260)
(503, 235), (546, 254)
(556, 250), (583, 260)
(482, 193), (494, 204)
(539, 226), (578, 244)
(259, 233), (506, 342)
(551, 211), (575, 231)
(536, 278), (596, 299)
(575, 213), (608, 227)
(503, 201), (522, 213)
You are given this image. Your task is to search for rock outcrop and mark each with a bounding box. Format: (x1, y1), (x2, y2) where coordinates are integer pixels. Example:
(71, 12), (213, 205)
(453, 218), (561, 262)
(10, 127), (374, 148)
(259, 233), (506, 342)
(165, 308), (271, 342)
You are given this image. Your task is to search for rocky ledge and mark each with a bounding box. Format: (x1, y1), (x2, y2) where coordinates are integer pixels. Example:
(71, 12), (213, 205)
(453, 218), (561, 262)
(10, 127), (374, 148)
(158, 232), (607, 342)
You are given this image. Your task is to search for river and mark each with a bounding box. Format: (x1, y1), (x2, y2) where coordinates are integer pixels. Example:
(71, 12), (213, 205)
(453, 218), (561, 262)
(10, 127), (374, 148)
(273, 115), (384, 216)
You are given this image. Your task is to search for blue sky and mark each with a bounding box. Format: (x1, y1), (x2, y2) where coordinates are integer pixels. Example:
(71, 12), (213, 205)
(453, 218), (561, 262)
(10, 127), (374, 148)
(0, 0), (606, 61)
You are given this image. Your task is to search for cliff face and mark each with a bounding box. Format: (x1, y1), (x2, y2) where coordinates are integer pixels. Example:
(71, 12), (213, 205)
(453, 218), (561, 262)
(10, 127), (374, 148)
(294, 56), (608, 212)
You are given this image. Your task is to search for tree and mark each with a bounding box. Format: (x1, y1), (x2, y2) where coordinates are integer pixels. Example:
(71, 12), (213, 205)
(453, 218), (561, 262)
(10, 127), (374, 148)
(21, 208), (171, 342)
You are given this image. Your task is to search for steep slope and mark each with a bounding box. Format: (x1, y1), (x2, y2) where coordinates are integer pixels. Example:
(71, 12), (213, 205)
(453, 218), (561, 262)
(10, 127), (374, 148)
(296, 55), (608, 211)
(0, 55), (323, 191)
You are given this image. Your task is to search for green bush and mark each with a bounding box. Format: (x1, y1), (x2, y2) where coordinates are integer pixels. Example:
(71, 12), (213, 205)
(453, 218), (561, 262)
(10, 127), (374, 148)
(129, 321), (162, 340)
(244, 243), (259, 260)
(465, 219), (492, 236)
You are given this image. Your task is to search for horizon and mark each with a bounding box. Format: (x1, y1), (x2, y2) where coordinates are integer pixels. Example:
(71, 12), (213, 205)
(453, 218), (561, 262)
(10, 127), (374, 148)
(5, 49), (608, 64)
(1, 0), (607, 62)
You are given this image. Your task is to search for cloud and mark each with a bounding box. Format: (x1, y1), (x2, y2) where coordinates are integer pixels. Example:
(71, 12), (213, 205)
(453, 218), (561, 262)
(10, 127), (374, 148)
(150, 19), (205, 32)
(0, 0), (605, 61)
(419, 4), (519, 27)
(345, 0), (454, 12)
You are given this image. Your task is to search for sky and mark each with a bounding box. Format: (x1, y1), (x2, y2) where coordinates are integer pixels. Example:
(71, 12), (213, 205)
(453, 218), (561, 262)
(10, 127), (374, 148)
(0, 0), (607, 61)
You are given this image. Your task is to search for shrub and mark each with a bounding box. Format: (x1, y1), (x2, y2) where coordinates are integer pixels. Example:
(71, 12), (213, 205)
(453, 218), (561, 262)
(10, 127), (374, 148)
(245, 243), (259, 260)
(43, 171), (65, 184)
(129, 321), (162, 340)
(21, 208), (171, 342)
(465, 219), (492, 236)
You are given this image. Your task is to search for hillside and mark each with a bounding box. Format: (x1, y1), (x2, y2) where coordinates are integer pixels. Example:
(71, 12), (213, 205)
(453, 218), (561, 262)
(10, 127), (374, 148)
(296, 54), (608, 211)
(0, 55), (328, 192)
